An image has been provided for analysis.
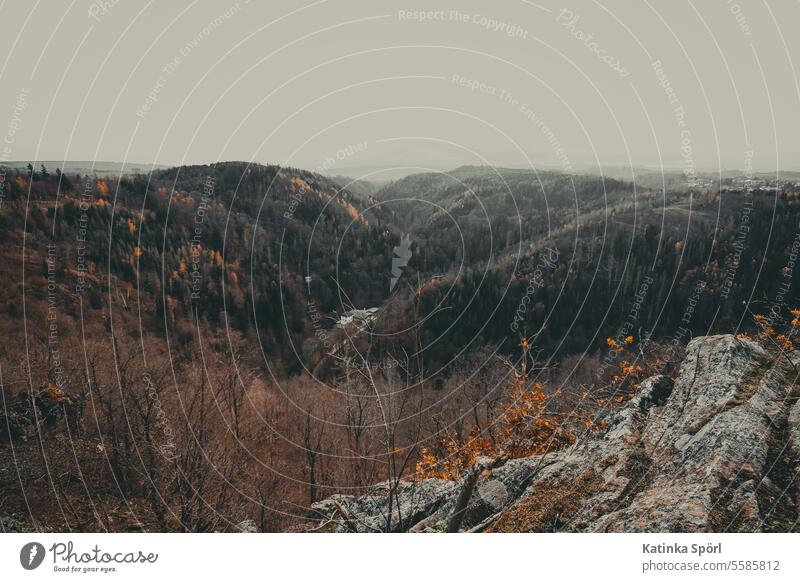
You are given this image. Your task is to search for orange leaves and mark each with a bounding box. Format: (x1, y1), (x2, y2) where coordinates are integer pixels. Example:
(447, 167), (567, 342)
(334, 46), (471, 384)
(497, 381), (573, 459)
(606, 337), (624, 353)
(414, 448), (440, 479)
(604, 335), (644, 396)
(606, 335), (633, 359)
(416, 336), (646, 482)
(619, 361), (642, 376)
(608, 358), (644, 396)
(130, 246), (143, 266)
(417, 353), (589, 481)
(751, 307), (800, 352)
(341, 200), (360, 221)
(47, 383), (67, 402)
(415, 430), (494, 481)
(289, 176), (311, 194)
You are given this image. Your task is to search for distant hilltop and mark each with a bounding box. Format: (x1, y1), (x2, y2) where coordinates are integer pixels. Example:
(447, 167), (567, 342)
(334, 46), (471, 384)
(0, 160), (171, 176)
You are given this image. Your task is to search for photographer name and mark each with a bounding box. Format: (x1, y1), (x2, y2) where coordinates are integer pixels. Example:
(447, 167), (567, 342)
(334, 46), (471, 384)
(643, 542), (722, 556)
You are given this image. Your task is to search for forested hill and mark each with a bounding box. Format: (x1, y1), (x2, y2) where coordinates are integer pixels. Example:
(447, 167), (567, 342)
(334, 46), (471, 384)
(363, 165), (800, 367)
(0, 162), (398, 370)
(2, 162), (800, 374)
(3, 161), (800, 533)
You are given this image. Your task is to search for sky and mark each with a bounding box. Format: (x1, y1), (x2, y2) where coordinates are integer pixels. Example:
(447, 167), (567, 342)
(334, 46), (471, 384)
(1, 0), (799, 178)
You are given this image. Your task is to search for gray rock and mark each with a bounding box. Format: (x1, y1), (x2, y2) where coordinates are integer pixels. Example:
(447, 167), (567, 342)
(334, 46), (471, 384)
(304, 335), (800, 532)
(236, 519), (258, 533)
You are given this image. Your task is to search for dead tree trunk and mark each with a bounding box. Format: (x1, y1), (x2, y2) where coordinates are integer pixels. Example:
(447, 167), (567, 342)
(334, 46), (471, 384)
(446, 455), (507, 533)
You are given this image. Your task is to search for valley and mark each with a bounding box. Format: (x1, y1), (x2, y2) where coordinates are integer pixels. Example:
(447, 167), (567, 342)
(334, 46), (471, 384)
(1, 161), (800, 532)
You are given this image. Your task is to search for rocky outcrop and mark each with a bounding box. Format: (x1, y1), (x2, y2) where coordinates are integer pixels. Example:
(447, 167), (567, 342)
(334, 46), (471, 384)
(303, 335), (800, 532)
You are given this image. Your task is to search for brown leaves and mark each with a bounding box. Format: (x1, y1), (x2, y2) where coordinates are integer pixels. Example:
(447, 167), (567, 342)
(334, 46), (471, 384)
(415, 348), (596, 480)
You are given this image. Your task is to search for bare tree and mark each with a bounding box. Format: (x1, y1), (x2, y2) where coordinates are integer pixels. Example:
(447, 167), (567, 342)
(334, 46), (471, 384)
(301, 406), (325, 505)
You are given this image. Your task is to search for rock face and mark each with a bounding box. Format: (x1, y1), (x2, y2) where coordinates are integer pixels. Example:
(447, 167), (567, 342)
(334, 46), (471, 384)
(303, 335), (800, 532)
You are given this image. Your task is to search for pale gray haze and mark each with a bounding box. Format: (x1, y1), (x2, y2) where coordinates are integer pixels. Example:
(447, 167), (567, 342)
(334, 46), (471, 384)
(1, 0), (798, 178)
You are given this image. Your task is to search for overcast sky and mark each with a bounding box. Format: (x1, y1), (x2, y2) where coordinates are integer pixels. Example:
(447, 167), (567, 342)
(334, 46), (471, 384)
(1, 0), (798, 177)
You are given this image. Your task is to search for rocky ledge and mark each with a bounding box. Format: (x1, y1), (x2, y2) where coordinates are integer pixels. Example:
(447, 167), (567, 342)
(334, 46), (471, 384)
(303, 335), (800, 532)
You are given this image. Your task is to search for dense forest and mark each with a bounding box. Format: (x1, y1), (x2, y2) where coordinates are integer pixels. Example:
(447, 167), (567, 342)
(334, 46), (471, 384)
(1, 161), (799, 532)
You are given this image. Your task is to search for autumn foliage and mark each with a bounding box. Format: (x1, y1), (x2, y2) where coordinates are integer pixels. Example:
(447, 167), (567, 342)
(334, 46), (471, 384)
(737, 308), (800, 352)
(416, 339), (605, 480)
